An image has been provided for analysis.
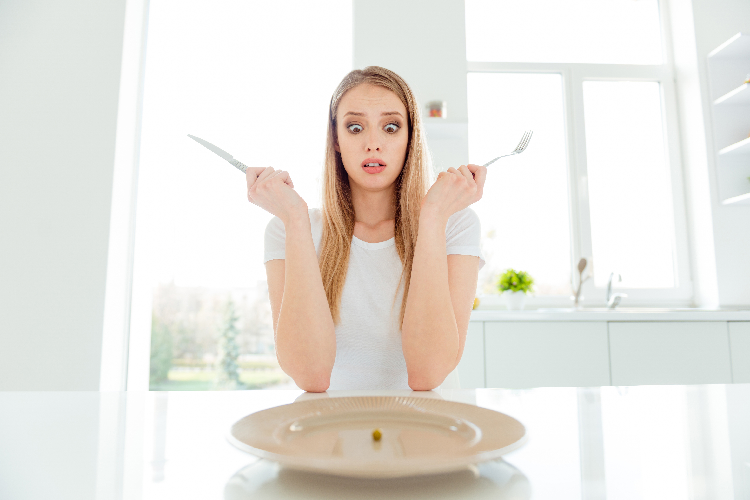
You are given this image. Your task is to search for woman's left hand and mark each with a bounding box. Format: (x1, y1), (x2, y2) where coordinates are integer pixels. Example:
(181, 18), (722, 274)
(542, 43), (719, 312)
(421, 164), (487, 220)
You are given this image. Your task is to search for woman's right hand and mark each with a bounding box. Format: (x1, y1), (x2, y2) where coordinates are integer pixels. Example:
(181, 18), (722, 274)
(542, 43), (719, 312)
(246, 167), (307, 223)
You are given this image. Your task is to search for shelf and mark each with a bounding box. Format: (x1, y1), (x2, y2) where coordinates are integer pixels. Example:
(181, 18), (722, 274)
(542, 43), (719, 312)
(722, 192), (750, 205)
(718, 136), (750, 156)
(422, 120), (468, 140)
(715, 83), (750, 105)
(708, 32), (750, 59)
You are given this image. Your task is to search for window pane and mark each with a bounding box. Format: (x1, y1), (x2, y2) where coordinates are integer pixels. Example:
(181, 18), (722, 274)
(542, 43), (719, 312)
(583, 81), (676, 288)
(466, 0), (663, 64)
(139, 0), (352, 390)
(468, 73), (571, 296)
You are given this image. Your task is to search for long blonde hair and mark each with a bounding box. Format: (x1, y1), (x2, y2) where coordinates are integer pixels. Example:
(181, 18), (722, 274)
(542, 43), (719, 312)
(319, 66), (431, 327)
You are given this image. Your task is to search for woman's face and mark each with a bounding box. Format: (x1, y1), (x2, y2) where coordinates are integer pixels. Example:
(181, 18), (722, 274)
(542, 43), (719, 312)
(335, 83), (409, 194)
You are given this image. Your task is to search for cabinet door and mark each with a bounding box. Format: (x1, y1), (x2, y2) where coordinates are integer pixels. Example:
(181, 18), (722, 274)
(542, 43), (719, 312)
(729, 322), (750, 384)
(456, 322), (485, 388)
(609, 322), (732, 386)
(484, 322), (610, 389)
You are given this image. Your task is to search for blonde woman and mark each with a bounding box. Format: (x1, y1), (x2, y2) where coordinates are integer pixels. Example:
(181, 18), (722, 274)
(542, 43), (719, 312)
(246, 67), (487, 392)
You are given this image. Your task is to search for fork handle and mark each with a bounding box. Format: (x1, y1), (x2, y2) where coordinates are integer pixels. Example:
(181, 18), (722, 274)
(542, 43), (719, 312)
(483, 154), (509, 167)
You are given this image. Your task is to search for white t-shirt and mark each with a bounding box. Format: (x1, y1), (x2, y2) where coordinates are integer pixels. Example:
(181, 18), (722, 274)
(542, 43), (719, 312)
(264, 207), (485, 390)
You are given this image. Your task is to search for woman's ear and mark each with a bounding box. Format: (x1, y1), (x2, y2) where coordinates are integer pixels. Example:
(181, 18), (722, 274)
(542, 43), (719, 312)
(334, 142), (340, 153)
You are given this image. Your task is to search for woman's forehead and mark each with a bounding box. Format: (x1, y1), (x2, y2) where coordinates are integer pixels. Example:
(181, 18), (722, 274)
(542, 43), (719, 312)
(338, 83), (406, 117)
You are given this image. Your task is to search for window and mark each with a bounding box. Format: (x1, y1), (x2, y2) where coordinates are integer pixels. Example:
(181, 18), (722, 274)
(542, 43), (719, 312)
(466, 0), (692, 306)
(468, 73), (571, 296)
(129, 0), (352, 390)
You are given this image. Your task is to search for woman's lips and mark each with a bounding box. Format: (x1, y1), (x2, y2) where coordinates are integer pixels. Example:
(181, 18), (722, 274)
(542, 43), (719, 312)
(363, 165), (386, 174)
(362, 158), (386, 174)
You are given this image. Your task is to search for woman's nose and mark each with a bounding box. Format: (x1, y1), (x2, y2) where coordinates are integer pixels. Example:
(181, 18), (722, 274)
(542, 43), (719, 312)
(365, 130), (381, 151)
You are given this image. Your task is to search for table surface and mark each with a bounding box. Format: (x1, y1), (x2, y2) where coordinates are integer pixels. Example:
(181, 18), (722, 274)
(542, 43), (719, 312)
(1, 385), (749, 500)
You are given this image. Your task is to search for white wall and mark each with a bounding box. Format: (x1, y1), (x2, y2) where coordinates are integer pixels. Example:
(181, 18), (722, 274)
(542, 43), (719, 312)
(0, 0), (127, 390)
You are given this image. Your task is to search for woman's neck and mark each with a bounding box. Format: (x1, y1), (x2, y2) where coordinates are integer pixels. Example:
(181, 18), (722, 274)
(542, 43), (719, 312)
(350, 183), (397, 227)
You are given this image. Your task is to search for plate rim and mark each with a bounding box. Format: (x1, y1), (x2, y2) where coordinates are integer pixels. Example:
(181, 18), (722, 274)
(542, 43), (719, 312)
(226, 395), (527, 478)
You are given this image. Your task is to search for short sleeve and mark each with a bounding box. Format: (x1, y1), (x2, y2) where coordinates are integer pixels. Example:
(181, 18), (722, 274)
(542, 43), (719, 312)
(263, 216), (286, 263)
(445, 207), (485, 271)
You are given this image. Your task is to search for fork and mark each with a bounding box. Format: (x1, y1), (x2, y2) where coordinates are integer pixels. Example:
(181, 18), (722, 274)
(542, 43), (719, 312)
(482, 130), (533, 167)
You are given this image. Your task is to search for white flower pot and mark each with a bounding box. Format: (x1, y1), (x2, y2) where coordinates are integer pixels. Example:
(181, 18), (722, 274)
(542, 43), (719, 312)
(504, 290), (527, 310)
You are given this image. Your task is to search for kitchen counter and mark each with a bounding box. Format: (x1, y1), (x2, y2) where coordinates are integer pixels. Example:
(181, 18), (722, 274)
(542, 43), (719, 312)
(470, 308), (750, 321)
(2, 386), (749, 499)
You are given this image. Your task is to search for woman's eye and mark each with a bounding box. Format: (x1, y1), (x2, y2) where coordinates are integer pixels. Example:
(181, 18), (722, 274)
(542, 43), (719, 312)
(347, 124), (363, 133)
(384, 123), (399, 133)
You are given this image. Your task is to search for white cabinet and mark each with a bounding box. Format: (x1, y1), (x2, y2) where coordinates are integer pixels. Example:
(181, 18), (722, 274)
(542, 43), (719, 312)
(484, 322), (610, 389)
(456, 322), (485, 388)
(729, 322), (750, 383)
(609, 322), (732, 385)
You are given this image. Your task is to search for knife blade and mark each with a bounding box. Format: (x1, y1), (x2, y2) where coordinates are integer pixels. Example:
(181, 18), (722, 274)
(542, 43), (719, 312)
(187, 134), (249, 174)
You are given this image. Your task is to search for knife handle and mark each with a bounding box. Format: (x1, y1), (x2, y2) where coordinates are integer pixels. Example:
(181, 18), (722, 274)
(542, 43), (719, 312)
(229, 159), (248, 174)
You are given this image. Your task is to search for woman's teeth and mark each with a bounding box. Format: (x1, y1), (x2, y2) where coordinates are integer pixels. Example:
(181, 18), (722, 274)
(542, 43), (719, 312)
(365, 163), (382, 167)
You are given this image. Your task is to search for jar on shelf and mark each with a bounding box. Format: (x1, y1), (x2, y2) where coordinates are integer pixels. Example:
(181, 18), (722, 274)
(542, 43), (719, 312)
(425, 100), (447, 118)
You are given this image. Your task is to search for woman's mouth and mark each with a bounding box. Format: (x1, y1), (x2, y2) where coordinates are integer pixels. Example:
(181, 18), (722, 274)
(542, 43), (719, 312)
(362, 158), (386, 174)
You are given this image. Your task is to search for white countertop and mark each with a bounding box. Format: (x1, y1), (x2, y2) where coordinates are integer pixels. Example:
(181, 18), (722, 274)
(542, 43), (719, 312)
(2, 386), (750, 499)
(470, 307), (750, 321)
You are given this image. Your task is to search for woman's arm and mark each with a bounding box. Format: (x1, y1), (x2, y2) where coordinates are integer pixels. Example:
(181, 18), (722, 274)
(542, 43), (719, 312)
(247, 166), (335, 392)
(265, 212), (336, 392)
(401, 208), (479, 391)
(401, 164), (485, 391)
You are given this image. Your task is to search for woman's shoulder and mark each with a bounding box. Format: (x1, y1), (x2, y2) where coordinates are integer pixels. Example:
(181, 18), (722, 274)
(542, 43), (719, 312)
(308, 207), (322, 223)
(446, 207), (480, 232)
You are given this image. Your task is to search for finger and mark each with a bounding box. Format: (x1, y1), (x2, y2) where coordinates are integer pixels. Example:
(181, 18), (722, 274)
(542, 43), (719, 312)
(467, 163), (487, 188)
(245, 166), (267, 192)
(248, 167), (276, 203)
(457, 165), (475, 184)
(273, 170), (295, 188)
(256, 167), (276, 183)
(466, 164), (486, 202)
(446, 167), (459, 175)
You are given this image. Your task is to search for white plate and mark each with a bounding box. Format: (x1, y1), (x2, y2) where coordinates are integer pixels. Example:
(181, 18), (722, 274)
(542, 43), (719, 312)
(227, 396), (527, 478)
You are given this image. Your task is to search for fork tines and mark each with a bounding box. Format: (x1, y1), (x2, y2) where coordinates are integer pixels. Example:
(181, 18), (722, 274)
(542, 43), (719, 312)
(482, 130), (534, 167)
(515, 130), (533, 153)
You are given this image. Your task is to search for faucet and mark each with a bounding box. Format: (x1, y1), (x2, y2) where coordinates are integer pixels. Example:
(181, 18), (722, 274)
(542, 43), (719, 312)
(606, 272), (628, 309)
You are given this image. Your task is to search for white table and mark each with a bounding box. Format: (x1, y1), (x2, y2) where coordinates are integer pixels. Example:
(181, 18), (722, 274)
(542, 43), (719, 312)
(1, 386), (749, 499)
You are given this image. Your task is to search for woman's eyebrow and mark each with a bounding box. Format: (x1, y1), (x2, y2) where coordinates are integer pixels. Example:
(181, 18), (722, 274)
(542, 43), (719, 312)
(343, 111), (404, 118)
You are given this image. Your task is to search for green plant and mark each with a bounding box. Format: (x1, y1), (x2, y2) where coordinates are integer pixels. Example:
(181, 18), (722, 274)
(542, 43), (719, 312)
(497, 269), (535, 294)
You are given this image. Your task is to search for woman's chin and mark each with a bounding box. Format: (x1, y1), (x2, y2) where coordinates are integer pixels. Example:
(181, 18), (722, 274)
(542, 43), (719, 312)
(351, 175), (396, 192)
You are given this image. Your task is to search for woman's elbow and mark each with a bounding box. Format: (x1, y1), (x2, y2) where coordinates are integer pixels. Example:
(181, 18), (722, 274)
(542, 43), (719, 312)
(295, 373), (331, 393)
(407, 373), (443, 392)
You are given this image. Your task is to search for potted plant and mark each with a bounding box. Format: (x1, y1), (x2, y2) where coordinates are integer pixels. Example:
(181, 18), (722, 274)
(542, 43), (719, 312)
(497, 269), (535, 310)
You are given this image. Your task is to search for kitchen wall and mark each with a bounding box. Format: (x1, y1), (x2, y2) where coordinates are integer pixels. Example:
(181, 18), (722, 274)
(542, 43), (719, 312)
(0, 0), (127, 390)
(0, 0), (746, 391)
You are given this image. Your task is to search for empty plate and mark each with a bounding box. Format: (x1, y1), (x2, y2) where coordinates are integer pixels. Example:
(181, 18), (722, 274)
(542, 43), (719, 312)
(227, 396), (526, 478)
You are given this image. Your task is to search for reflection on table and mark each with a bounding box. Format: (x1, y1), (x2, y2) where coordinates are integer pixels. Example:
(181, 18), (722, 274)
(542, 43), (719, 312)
(0, 385), (748, 499)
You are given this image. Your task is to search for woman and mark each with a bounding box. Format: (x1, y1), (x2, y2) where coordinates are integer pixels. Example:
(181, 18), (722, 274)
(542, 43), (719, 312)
(246, 66), (486, 392)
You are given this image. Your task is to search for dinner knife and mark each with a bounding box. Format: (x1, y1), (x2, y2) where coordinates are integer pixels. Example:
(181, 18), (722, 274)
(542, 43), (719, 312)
(187, 134), (250, 174)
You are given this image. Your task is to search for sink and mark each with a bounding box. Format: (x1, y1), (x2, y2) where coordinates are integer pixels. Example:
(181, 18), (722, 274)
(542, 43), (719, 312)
(535, 307), (704, 313)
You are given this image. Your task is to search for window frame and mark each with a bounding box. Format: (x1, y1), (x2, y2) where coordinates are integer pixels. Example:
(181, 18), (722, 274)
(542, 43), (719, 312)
(466, 3), (693, 308)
